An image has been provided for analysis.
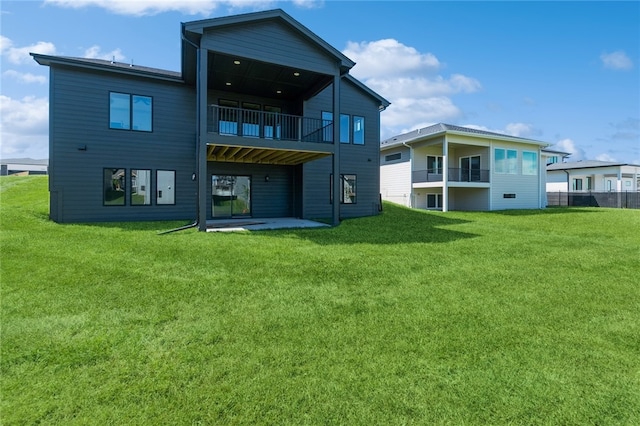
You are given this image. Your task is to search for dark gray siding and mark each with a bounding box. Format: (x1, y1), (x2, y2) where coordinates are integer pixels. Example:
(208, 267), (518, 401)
(201, 21), (338, 74)
(48, 65), (196, 223)
(302, 79), (383, 220)
(207, 162), (298, 218)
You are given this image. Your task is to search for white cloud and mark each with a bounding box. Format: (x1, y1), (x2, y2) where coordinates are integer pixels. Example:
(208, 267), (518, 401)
(0, 95), (49, 159)
(343, 38), (481, 139)
(3, 70), (47, 84)
(44, 0), (276, 16)
(83, 45), (126, 62)
(552, 138), (585, 161)
(292, 0), (324, 8)
(600, 50), (633, 70)
(344, 39), (440, 79)
(595, 153), (617, 162)
(462, 123), (540, 139)
(381, 97), (462, 139)
(0, 36), (56, 65)
(365, 74), (480, 99)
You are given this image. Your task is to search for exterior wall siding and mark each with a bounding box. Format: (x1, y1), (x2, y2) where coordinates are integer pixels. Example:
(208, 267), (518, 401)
(48, 65), (196, 223)
(380, 147), (411, 207)
(491, 142), (542, 209)
(302, 79), (383, 220)
(207, 162), (296, 218)
(202, 21), (337, 74)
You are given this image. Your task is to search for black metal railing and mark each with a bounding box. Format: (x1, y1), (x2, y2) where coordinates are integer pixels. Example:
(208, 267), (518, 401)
(412, 168), (490, 183)
(547, 191), (640, 209)
(208, 105), (333, 143)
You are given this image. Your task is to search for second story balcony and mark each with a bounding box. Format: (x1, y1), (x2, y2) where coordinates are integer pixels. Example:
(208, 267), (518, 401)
(208, 105), (334, 144)
(413, 168), (490, 184)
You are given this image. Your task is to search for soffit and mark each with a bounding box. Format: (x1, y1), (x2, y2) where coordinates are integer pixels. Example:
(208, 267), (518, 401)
(206, 143), (330, 165)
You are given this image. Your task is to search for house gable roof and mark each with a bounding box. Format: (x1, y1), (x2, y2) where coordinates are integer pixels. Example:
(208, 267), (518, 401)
(381, 123), (549, 150)
(181, 9), (355, 78)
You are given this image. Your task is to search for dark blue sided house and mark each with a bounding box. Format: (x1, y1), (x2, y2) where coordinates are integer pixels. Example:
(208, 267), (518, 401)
(32, 9), (389, 231)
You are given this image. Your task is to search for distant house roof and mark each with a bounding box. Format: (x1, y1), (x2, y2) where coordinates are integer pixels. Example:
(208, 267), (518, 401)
(547, 160), (640, 171)
(542, 148), (571, 157)
(381, 123), (549, 149)
(30, 54), (183, 82)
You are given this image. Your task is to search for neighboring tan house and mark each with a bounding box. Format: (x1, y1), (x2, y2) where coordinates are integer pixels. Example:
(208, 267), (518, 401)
(542, 149), (571, 166)
(547, 161), (640, 192)
(33, 9), (389, 230)
(380, 123), (549, 211)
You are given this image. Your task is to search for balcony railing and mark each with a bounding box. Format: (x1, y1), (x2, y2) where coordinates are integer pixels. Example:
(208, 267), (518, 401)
(208, 105), (333, 143)
(413, 168), (490, 183)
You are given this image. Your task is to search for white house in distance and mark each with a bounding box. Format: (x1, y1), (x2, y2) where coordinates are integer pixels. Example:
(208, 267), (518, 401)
(547, 161), (640, 192)
(380, 123), (549, 211)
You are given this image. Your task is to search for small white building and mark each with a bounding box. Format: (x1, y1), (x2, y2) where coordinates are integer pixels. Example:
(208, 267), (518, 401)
(380, 123), (549, 211)
(546, 161), (640, 192)
(0, 159), (48, 176)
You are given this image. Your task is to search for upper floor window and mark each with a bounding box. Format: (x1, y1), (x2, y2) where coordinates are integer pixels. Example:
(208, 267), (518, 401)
(353, 116), (365, 145)
(522, 151), (538, 175)
(109, 92), (152, 132)
(340, 114), (350, 143)
(495, 148), (517, 174)
(427, 155), (443, 174)
(322, 111), (333, 142)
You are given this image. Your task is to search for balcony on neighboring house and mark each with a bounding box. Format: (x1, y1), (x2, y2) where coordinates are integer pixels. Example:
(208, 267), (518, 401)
(208, 104), (333, 144)
(412, 168), (490, 184)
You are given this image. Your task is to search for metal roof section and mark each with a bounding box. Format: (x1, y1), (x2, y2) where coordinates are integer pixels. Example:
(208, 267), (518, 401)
(381, 123), (549, 149)
(30, 54), (183, 82)
(547, 160), (640, 171)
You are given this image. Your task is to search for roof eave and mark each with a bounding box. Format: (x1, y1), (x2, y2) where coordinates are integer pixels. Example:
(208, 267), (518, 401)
(31, 53), (184, 83)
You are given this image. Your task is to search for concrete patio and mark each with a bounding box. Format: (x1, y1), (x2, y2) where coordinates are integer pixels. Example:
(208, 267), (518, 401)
(206, 217), (330, 232)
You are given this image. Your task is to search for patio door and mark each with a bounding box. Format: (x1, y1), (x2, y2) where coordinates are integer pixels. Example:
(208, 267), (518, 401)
(211, 175), (251, 218)
(460, 155), (481, 181)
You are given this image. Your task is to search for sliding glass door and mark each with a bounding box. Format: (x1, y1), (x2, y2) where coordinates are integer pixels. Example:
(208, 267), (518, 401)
(211, 175), (251, 218)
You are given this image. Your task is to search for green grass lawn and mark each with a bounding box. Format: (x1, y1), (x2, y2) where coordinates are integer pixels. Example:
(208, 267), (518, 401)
(2, 176), (639, 425)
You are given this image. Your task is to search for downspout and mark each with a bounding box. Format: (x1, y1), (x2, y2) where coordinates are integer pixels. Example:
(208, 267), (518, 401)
(402, 140), (413, 208)
(159, 34), (202, 235)
(442, 134), (448, 212)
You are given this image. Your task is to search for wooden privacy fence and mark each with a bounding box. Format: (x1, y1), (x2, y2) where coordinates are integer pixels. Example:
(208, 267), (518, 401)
(547, 191), (640, 209)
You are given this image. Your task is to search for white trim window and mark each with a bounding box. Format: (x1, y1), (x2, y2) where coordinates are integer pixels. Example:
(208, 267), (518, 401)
(522, 151), (538, 175)
(495, 148), (517, 174)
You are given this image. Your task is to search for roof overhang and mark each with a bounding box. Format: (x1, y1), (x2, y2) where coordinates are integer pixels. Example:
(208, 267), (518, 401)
(206, 143), (330, 165)
(31, 53), (183, 83)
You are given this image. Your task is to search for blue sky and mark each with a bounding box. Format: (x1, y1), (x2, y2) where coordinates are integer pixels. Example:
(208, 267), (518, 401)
(1, 0), (639, 163)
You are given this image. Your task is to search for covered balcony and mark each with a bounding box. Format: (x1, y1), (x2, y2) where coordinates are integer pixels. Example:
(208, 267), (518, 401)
(208, 104), (333, 143)
(205, 104), (334, 165)
(412, 167), (490, 184)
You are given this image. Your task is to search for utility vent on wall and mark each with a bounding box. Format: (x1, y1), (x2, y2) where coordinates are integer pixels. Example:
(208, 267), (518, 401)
(503, 193), (516, 198)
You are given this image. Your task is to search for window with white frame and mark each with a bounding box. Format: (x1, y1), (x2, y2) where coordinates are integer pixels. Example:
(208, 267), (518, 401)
(522, 151), (538, 175)
(427, 155), (443, 174)
(495, 148), (518, 174)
